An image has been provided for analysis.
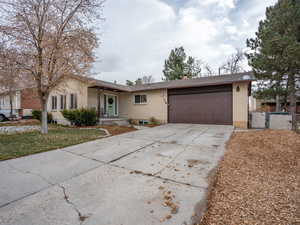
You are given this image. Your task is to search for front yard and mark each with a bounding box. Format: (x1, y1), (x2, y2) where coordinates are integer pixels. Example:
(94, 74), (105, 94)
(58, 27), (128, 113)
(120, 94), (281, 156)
(0, 125), (137, 161)
(200, 130), (300, 225)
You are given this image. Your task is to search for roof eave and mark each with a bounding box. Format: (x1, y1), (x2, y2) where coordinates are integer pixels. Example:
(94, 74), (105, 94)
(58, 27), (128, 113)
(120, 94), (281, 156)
(130, 79), (254, 92)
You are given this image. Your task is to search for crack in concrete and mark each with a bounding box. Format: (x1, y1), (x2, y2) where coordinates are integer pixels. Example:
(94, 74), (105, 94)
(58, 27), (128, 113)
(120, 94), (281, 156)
(191, 128), (210, 144)
(0, 163), (56, 209)
(1, 126), (221, 214)
(63, 150), (106, 163)
(0, 162), (105, 209)
(152, 127), (210, 177)
(4, 163), (91, 224)
(152, 145), (188, 177)
(110, 163), (205, 189)
(108, 142), (155, 163)
(5, 163), (52, 185)
(0, 188), (46, 209)
(157, 127), (209, 146)
(58, 184), (90, 225)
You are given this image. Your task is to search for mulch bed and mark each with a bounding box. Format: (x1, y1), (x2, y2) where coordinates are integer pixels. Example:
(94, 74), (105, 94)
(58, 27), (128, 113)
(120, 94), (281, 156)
(96, 125), (137, 136)
(0, 119), (40, 127)
(199, 130), (300, 225)
(65, 125), (137, 136)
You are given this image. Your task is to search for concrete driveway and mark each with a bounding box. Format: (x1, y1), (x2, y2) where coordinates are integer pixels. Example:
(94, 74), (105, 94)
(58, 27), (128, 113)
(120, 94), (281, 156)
(0, 124), (233, 225)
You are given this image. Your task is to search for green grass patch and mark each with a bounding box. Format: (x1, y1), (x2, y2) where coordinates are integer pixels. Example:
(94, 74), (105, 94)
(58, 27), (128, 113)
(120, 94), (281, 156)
(0, 128), (106, 161)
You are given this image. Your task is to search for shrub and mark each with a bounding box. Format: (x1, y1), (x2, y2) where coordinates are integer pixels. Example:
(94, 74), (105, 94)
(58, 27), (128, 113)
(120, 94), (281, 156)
(32, 110), (53, 123)
(149, 117), (160, 125)
(128, 118), (134, 125)
(62, 108), (97, 126)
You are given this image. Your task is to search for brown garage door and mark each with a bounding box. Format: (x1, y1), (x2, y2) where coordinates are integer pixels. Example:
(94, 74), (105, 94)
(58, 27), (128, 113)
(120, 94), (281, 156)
(168, 85), (233, 125)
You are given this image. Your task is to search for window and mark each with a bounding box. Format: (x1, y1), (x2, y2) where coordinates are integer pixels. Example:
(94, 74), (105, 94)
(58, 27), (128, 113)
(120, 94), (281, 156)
(70, 94), (77, 109)
(134, 95), (147, 104)
(0, 97), (3, 109)
(51, 96), (57, 111)
(60, 95), (66, 110)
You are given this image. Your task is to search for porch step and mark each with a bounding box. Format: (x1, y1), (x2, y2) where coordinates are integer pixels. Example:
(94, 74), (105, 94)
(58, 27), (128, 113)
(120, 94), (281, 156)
(99, 118), (130, 126)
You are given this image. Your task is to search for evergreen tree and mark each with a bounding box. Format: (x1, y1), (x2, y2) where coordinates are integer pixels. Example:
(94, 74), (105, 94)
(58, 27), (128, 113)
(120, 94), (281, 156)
(246, 0), (300, 130)
(163, 47), (201, 80)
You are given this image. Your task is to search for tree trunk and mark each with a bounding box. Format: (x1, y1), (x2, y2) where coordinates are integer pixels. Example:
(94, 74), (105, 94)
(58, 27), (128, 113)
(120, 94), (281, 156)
(275, 94), (281, 112)
(9, 94), (13, 118)
(41, 100), (48, 134)
(289, 75), (297, 131)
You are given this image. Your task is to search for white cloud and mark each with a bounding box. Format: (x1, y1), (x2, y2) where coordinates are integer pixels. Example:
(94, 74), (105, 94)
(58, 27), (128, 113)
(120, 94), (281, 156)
(93, 0), (277, 83)
(199, 0), (236, 9)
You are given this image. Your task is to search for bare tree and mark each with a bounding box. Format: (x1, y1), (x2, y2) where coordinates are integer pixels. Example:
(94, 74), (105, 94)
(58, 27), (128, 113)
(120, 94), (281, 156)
(203, 64), (215, 76)
(186, 57), (202, 78)
(220, 48), (246, 74)
(0, 43), (21, 118)
(141, 75), (154, 84)
(127, 75), (155, 86)
(0, 0), (104, 133)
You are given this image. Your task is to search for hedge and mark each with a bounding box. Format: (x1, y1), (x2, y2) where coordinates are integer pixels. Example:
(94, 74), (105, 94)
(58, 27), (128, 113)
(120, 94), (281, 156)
(62, 108), (97, 126)
(32, 110), (53, 123)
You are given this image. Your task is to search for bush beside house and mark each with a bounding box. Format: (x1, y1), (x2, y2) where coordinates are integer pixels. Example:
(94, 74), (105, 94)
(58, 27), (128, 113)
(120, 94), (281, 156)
(32, 110), (53, 123)
(62, 108), (97, 126)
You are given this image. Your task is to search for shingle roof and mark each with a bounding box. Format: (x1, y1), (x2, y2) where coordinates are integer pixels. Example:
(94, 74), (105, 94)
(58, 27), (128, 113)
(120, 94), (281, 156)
(89, 79), (132, 92)
(78, 71), (255, 92)
(1, 72), (255, 95)
(129, 72), (255, 92)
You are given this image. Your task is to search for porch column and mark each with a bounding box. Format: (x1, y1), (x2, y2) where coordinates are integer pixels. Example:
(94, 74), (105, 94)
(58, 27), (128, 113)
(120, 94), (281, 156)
(97, 88), (101, 119)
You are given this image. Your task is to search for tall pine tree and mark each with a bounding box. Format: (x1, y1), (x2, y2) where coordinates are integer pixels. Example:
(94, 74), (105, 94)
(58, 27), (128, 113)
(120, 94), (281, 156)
(163, 47), (201, 80)
(247, 0), (300, 130)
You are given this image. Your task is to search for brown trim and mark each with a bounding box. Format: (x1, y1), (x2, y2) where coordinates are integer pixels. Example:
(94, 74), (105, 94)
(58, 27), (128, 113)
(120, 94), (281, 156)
(131, 80), (252, 93)
(168, 84), (232, 96)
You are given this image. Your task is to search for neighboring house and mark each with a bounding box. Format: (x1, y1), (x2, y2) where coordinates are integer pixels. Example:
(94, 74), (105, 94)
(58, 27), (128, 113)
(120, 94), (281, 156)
(255, 91), (300, 113)
(48, 72), (255, 128)
(0, 87), (41, 118)
(0, 91), (21, 118)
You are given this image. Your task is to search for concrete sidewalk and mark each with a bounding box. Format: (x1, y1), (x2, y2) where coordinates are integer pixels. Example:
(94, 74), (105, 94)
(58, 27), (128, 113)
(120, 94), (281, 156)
(0, 124), (233, 225)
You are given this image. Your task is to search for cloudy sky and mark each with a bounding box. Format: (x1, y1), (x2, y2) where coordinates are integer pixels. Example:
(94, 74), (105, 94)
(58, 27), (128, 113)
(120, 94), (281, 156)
(93, 0), (277, 84)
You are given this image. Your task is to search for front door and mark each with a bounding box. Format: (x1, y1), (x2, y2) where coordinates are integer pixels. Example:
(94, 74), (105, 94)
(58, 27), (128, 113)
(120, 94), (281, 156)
(106, 95), (118, 117)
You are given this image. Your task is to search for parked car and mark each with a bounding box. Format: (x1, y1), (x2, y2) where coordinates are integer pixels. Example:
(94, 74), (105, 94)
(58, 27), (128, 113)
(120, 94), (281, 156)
(0, 113), (9, 122)
(0, 109), (18, 119)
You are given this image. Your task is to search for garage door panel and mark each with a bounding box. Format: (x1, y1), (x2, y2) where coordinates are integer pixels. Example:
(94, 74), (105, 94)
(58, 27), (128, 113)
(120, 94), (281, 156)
(168, 88), (232, 125)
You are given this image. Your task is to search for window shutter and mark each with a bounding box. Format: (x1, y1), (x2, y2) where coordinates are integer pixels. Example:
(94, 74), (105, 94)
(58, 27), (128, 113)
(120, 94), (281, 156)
(141, 95), (147, 103)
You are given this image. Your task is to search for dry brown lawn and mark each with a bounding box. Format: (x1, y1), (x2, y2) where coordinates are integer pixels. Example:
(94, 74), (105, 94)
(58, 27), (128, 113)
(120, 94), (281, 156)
(200, 130), (300, 225)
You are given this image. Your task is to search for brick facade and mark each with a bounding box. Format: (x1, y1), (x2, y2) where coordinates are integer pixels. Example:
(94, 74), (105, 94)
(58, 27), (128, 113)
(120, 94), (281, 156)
(20, 88), (42, 110)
